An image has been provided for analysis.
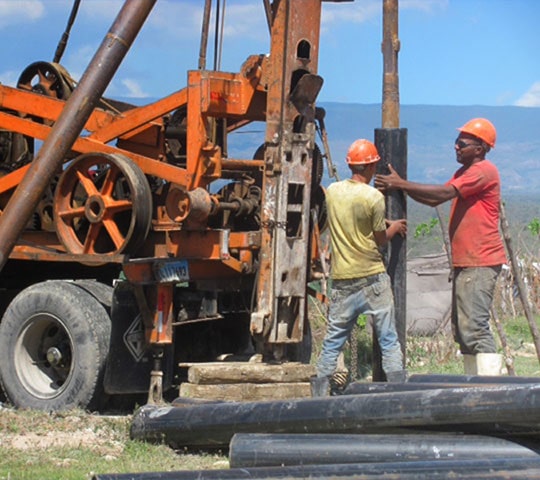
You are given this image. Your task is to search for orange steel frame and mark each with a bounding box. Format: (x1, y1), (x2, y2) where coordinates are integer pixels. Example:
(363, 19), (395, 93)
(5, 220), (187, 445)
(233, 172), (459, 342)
(0, 0), (328, 352)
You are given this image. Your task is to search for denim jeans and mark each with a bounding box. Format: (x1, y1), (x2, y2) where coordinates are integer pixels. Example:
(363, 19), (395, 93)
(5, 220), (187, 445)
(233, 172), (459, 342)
(316, 273), (403, 378)
(452, 266), (501, 354)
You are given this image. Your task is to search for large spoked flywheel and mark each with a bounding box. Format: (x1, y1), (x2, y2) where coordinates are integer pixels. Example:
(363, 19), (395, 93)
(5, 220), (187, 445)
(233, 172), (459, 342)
(54, 152), (152, 256)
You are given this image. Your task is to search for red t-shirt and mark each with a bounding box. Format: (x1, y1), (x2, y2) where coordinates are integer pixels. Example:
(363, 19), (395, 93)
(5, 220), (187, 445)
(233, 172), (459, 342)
(446, 160), (507, 267)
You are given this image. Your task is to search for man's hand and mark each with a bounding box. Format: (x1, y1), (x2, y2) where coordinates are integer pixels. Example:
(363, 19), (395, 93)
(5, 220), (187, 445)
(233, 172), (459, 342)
(386, 218), (407, 237)
(375, 164), (403, 191)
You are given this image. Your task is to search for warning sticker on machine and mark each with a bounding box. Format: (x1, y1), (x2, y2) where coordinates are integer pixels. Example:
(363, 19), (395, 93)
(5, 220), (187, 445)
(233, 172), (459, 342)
(123, 315), (146, 362)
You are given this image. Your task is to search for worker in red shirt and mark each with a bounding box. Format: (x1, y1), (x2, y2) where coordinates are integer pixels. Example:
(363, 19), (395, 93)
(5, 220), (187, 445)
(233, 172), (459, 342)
(375, 118), (507, 375)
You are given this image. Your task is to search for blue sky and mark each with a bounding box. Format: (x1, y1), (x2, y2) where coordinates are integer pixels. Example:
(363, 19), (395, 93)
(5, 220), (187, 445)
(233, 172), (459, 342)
(0, 0), (538, 107)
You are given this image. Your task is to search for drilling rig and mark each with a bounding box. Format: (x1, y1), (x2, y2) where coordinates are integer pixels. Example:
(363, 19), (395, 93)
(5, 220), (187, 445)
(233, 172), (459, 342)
(0, 0), (349, 411)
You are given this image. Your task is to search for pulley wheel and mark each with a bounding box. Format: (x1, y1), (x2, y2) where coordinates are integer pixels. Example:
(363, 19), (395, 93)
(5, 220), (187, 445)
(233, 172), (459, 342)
(54, 152), (152, 255)
(17, 61), (74, 100)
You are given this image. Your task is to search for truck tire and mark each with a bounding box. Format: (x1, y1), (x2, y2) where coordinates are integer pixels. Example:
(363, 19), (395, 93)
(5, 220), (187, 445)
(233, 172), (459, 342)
(0, 280), (111, 411)
(72, 279), (113, 362)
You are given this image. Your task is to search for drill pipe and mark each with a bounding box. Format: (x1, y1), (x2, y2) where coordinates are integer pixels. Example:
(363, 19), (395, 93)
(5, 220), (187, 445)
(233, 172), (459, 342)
(343, 381), (524, 395)
(0, 0), (156, 271)
(131, 384), (540, 449)
(92, 458), (540, 480)
(228, 432), (540, 468)
(408, 374), (540, 384)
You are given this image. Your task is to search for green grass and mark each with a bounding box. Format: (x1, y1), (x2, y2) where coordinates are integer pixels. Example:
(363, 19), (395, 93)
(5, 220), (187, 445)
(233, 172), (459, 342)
(309, 295), (540, 380)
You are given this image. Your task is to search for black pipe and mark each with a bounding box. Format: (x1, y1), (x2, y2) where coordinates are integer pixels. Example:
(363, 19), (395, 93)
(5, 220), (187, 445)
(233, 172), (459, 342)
(343, 381), (519, 395)
(92, 457), (540, 480)
(408, 374), (540, 384)
(374, 128), (407, 380)
(131, 384), (540, 449)
(229, 432), (539, 468)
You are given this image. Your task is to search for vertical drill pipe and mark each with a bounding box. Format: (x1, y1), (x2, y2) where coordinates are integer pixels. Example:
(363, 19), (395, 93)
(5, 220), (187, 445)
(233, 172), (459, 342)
(381, 0), (400, 128)
(373, 0), (407, 380)
(374, 128), (408, 379)
(228, 432), (539, 468)
(0, 0), (156, 271)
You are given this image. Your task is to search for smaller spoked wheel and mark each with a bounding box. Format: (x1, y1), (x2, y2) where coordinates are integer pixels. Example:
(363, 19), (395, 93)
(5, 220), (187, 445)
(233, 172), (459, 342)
(17, 61), (74, 100)
(0, 281), (111, 411)
(54, 152), (152, 255)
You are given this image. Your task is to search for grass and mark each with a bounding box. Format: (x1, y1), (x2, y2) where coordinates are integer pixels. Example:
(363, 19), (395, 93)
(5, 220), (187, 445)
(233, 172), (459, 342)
(309, 295), (540, 380)
(0, 408), (228, 479)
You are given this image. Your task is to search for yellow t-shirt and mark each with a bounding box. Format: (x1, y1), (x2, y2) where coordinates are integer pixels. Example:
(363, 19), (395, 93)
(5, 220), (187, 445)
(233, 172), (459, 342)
(326, 179), (386, 280)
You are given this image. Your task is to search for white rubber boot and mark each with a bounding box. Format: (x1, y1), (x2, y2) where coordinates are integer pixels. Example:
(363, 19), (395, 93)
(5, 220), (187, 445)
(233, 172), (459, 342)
(476, 353), (503, 376)
(463, 354), (478, 375)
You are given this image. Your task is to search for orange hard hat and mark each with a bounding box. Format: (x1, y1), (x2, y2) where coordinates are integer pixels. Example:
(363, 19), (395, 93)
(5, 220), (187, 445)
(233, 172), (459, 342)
(457, 118), (497, 148)
(346, 139), (380, 165)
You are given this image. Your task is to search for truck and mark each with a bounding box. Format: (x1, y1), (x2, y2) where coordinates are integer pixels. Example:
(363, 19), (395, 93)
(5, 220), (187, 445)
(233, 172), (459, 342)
(0, 0), (348, 411)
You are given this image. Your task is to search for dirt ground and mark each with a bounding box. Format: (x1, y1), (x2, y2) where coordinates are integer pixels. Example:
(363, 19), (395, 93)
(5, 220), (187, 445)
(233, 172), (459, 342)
(0, 403), (131, 457)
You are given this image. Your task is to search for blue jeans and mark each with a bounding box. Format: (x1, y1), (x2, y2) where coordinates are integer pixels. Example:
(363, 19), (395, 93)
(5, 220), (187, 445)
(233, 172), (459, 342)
(452, 266), (501, 354)
(316, 273), (403, 378)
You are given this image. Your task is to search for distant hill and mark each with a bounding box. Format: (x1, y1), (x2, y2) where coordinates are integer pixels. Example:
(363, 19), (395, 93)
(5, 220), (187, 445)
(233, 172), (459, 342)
(221, 102), (540, 194)
(115, 97), (540, 194)
(320, 103), (540, 194)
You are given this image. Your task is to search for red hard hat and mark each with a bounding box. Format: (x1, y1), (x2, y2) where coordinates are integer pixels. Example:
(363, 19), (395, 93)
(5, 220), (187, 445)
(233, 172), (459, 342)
(346, 139), (380, 165)
(457, 118), (497, 148)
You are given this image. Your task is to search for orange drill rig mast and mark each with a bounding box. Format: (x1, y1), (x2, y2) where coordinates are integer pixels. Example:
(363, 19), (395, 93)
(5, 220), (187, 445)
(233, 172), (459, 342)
(0, 0), (349, 411)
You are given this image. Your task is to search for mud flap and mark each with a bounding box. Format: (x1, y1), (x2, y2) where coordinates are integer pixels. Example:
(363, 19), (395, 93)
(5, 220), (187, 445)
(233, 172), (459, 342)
(104, 281), (173, 394)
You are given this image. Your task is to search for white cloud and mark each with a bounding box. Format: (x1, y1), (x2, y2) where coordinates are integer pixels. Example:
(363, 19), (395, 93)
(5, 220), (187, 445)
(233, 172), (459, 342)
(146, 1), (265, 42)
(0, 70), (19, 87)
(0, 0), (44, 28)
(401, 0), (449, 14)
(322, 1), (380, 26)
(78, 0), (123, 22)
(119, 78), (148, 99)
(515, 82), (540, 107)
(322, 0), (448, 27)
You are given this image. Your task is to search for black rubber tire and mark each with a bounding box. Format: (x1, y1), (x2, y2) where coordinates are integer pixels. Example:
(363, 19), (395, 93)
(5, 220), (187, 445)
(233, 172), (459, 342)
(0, 280), (111, 411)
(71, 279), (113, 361)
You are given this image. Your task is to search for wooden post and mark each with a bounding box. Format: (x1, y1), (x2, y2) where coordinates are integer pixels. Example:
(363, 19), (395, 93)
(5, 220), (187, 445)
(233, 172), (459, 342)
(499, 200), (540, 365)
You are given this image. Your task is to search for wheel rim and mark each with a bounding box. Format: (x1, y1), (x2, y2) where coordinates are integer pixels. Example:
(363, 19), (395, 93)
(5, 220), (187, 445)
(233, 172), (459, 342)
(54, 153), (152, 255)
(14, 314), (73, 399)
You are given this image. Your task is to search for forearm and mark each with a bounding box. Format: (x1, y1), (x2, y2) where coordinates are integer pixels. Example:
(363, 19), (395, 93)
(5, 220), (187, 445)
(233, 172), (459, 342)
(395, 179), (456, 206)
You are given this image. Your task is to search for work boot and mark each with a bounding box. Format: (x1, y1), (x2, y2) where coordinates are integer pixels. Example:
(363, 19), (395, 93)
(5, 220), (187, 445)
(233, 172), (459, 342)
(310, 375), (330, 397)
(463, 354), (478, 375)
(476, 353), (503, 376)
(385, 369), (408, 382)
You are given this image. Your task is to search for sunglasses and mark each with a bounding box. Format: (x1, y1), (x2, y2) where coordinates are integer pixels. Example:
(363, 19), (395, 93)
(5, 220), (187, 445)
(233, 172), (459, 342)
(455, 139), (481, 149)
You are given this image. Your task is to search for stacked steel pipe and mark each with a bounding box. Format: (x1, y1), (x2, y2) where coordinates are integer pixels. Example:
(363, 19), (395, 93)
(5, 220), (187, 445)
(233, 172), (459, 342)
(92, 375), (540, 479)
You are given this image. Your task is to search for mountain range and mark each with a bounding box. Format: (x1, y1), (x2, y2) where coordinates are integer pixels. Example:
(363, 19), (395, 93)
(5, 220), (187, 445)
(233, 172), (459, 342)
(116, 97), (540, 197)
(227, 102), (540, 196)
(318, 103), (540, 194)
